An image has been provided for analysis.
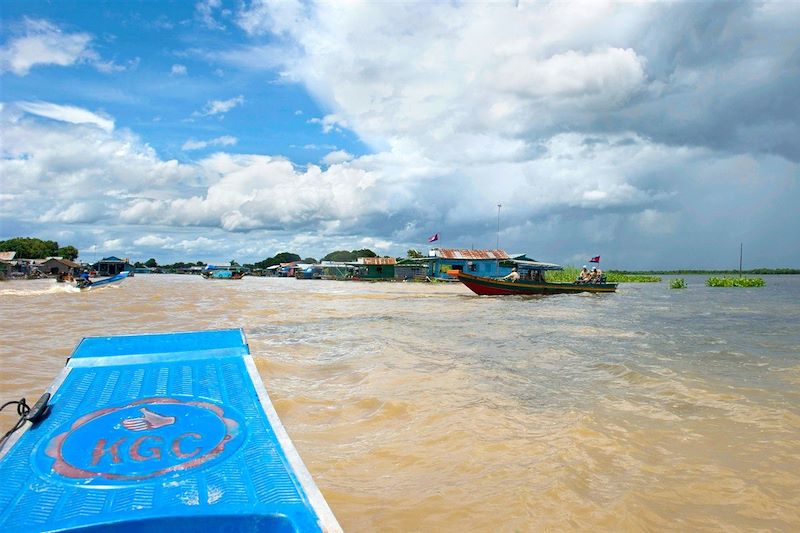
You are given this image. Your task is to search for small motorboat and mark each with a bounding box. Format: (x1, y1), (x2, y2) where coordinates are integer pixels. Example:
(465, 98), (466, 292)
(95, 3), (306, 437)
(76, 270), (130, 290)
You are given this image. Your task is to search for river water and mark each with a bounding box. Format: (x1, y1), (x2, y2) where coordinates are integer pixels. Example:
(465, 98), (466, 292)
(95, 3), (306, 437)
(1, 275), (799, 531)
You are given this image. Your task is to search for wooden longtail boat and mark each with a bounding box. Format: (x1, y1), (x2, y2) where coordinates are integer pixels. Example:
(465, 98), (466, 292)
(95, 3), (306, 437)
(453, 260), (617, 295)
(0, 329), (341, 532)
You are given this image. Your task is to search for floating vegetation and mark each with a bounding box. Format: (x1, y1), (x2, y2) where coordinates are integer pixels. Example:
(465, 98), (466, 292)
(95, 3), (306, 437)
(606, 272), (661, 283)
(670, 278), (687, 289)
(706, 277), (765, 287)
(546, 267), (660, 283)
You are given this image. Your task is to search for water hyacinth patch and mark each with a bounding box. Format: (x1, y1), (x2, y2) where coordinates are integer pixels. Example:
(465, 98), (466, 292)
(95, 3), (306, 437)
(670, 278), (687, 289)
(546, 267), (661, 283)
(706, 277), (765, 287)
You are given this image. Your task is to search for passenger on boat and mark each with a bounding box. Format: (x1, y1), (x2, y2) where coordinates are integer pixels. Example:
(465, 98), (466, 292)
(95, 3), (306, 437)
(529, 270), (543, 283)
(78, 270), (92, 287)
(577, 266), (590, 284)
(503, 268), (520, 282)
(593, 267), (604, 283)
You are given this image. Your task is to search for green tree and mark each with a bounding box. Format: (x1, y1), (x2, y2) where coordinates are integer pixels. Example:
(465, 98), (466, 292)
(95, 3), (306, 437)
(303, 257), (318, 264)
(57, 245), (80, 261)
(321, 249), (377, 262)
(321, 250), (353, 262)
(352, 248), (377, 258)
(407, 249), (423, 258)
(144, 258), (158, 268)
(254, 252), (302, 269)
(0, 237), (60, 259)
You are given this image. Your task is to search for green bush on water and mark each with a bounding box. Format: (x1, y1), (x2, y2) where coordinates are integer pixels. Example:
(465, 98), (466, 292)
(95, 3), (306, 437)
(706, 277), (765, 287)
(545, 267), (661, 283)
(670, 278), (687, 289)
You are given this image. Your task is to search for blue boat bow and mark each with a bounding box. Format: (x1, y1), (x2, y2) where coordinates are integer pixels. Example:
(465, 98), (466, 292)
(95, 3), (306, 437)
(0, 329), (341, 532)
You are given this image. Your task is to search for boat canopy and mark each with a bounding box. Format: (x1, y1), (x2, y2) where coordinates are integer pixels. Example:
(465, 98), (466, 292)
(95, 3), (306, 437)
(509, 259), (563, 271)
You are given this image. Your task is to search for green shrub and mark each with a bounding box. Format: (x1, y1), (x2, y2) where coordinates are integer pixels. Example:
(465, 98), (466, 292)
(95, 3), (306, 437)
(670, 278), (686, 289)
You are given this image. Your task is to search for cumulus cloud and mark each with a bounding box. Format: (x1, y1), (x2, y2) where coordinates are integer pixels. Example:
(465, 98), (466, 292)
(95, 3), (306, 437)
(322, 150), (352, 165)
(0, 105), (194, 227)
(193, 95), (244, 117)
(2, 2), (799, 268)
(182, 135), (238, 151)
(170, 64), (187, 76)
(134, 234), (172, 247)
(102, 238), (124, 250)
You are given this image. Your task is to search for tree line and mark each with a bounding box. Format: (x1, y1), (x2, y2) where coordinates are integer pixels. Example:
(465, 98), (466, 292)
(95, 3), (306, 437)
(0, 237), (79, 261)
(0, 238), (384, 269)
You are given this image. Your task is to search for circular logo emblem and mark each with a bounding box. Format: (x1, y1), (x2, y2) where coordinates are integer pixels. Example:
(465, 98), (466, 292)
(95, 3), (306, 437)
(40, 397), (243, 484)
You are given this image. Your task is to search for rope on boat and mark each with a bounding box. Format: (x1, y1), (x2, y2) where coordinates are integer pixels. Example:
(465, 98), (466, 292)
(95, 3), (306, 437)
(0, 393), (50, 452)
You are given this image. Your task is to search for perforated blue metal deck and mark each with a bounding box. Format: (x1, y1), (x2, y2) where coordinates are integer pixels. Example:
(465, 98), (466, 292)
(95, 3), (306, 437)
(0, 329), (340, 532)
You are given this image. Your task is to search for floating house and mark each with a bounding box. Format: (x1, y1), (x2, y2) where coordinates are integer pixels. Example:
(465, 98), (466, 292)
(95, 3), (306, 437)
(320, 262), (355, 280)
(282, 262), (301, 277)
(94, 256), (133, 276)
(426, 248), (513, 280)
(295, 264), (324, 279)
(357, 257), (396, 280)
(36, 257), (81, 276)
(0, 251), (16, 279)
(395, 259), (430, 281)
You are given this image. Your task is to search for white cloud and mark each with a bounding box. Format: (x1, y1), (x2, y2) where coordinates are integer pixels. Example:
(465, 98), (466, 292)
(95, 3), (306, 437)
(102, 238), (124, 250)
(0, 18), (92, 75)
(171, 64), (187, 76)
(182, 135), (238, 151)
(322, 150), (353, 165)
(196, 0), (228, 30)
(175, 236), (219, 252)
(2, 2), (798, 269)
(0, 18), (129, 75)
(1, 106), (194, 226)
(308, 114), (348, 134)
(193, 95), (244, 117)
(16, 101), (114, 132)
(134, 235), (172, 247)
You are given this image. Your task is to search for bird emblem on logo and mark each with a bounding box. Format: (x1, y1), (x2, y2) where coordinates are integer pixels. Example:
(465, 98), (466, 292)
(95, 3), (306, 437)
(121, 407), (176, 431)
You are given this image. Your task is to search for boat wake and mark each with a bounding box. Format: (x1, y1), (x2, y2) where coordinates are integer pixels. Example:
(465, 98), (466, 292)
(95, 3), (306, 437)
(0, 282), (81, 296)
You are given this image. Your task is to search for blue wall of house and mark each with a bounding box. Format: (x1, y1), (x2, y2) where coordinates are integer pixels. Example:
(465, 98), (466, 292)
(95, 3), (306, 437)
(428, 258), (512, 279)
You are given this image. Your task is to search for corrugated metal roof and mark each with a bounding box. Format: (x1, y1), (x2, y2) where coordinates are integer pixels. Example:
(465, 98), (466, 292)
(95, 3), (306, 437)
(358, 257), (397, 265)
(434, 249), (510, 260)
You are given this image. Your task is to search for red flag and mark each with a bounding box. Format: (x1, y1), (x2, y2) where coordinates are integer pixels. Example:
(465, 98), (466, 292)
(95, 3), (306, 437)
(589, 256), (600, 263)
(428, 233), (439, 243)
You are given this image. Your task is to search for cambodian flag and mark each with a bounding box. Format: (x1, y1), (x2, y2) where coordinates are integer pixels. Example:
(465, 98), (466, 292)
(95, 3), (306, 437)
(428, 233), (439, 243)
(589, 256), (600, 263)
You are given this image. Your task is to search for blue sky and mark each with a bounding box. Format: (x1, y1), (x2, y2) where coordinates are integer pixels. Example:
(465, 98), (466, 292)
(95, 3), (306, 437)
(1, 1), (798, 268)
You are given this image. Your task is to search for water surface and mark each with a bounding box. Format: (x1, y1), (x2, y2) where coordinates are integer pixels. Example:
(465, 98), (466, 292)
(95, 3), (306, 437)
(1, 275), (799, 531)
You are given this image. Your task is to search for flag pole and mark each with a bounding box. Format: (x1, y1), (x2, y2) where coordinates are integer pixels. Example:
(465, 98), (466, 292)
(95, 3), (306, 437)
(739, 243), (743, 278)
(496, 204), (502, 249)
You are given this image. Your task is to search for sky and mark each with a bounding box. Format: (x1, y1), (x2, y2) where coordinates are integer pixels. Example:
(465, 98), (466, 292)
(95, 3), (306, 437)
(1, 0), (798, 269)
